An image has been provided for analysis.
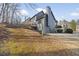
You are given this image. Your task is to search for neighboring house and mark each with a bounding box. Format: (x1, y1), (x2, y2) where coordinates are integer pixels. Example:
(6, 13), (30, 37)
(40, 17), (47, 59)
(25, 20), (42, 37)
(28, 6), (57, 34)
(58, 20), (71, 31)
(76, 20), (79, 32)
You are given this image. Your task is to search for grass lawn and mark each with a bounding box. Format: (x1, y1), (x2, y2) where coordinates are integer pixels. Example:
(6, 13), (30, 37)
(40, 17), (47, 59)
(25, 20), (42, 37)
(0, 25), (79, 56)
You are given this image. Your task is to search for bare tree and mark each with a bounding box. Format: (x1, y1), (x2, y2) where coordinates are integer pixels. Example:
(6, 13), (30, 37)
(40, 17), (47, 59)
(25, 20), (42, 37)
(0, 3), (20, 25)
(0, 3), (37, 26)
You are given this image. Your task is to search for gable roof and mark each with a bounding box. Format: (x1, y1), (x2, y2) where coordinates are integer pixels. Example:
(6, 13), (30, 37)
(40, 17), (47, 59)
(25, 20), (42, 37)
(30, 7), (57, 23)
(46, 6), (57, 23)
(50, 9), (57, 23)
(30, 11), (45, 21)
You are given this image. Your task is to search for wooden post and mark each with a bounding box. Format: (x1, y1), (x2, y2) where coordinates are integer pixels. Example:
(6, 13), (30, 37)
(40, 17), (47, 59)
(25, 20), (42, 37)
(41, 17), (45, 36)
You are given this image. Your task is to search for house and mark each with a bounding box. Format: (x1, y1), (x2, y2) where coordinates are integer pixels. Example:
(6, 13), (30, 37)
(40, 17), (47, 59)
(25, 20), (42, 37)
(22, 17), (31, 25)
(26, 6), (57, 34)
(58, 20), (71, 30)
(76, 20), (79, 32)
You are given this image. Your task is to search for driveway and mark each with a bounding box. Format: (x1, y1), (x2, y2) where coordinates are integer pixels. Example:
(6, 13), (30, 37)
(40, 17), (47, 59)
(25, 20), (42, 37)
(47, 32), (79, 40)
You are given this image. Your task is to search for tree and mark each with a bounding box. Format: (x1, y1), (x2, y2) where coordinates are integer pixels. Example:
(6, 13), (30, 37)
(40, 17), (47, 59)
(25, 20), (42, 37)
(70, 20), (76, 31)
(0, 3), (37, 26)
(0, 3), (17, 24)
(0, 3), (22, 25)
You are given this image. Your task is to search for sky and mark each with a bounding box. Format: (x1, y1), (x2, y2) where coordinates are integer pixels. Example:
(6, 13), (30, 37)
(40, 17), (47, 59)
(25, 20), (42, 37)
(19, 3), (79, 22)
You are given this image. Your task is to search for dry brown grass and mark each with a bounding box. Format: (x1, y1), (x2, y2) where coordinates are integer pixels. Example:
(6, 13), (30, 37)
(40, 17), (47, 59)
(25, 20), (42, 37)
(0, 26), (79, 56)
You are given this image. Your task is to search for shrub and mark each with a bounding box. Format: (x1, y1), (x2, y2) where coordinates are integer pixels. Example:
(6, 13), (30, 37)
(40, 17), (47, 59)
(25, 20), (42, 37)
(56, 29), (63, 33)
(64, 28), (73, 33)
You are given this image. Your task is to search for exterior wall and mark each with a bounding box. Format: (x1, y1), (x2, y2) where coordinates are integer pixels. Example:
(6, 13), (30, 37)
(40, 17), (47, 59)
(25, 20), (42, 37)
(31, 17), (36, 25)
(36, 17), (46, 34)
(29, 16), (37, 27)
(36, 20), (42, 31)
(45, 7), (57, 32)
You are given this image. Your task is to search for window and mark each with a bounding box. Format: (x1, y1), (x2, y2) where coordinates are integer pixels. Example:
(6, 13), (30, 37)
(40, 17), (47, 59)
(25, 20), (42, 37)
(45, 14), (48, 27)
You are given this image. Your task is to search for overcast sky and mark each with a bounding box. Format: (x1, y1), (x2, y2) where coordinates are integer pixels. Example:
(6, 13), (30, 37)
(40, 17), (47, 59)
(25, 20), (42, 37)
(19, 3), (79, 21)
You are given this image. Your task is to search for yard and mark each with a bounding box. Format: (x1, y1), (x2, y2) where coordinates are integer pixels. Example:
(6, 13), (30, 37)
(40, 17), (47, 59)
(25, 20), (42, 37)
(0, 25), (79, 56)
